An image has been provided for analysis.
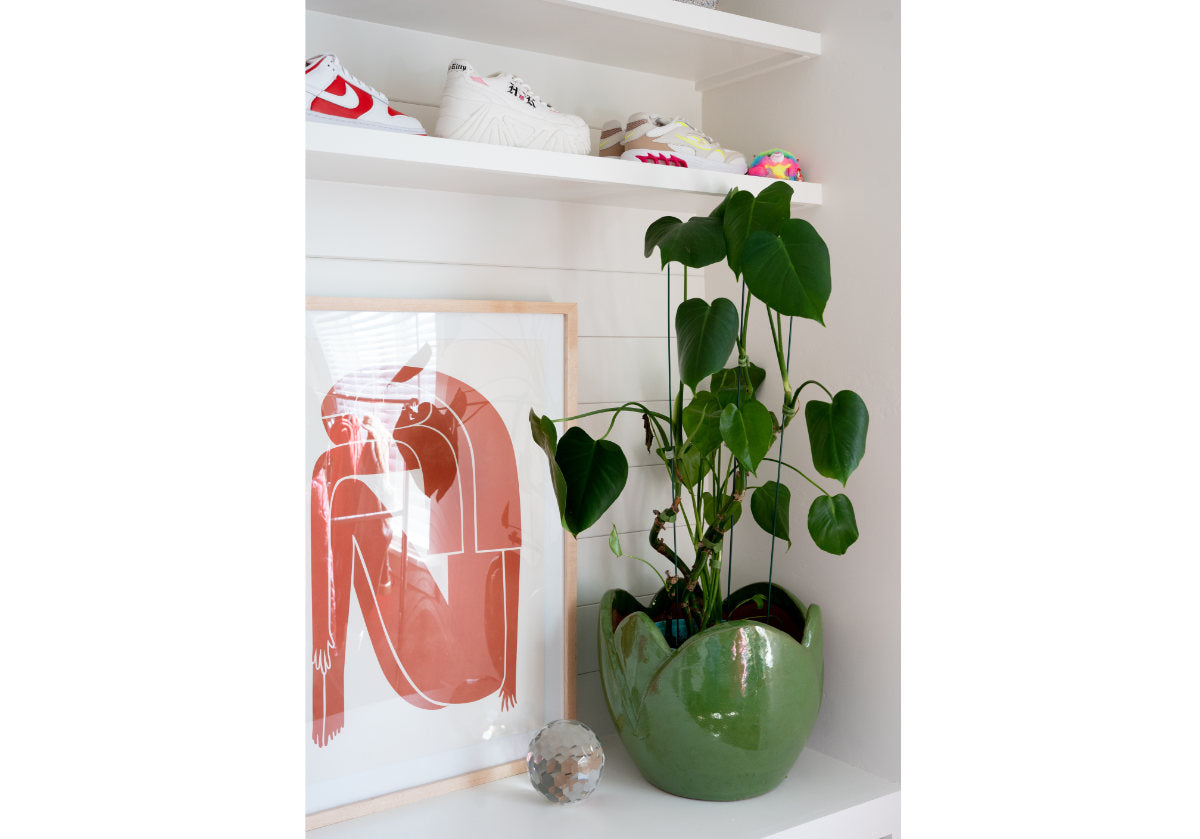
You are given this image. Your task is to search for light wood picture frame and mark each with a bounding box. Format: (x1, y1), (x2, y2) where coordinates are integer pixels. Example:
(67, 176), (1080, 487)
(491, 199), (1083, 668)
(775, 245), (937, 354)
(305, 298), (578, 829)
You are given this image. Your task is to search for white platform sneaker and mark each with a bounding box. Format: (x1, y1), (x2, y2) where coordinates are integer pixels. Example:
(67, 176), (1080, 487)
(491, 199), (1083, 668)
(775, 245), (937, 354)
(306, 54), (426, 134)
(433, 60), (590, 155)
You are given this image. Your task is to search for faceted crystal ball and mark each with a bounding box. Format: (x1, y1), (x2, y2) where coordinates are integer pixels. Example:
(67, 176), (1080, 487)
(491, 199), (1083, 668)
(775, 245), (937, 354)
(526, 719), (605, 803)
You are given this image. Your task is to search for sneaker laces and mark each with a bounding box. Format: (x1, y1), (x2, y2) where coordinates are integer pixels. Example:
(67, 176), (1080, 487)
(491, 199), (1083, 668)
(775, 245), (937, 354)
(646, 113), (719, 146)
(671, 116), (718, 146)
(328, 55), (387, 102)
(504, 74), (554, 109)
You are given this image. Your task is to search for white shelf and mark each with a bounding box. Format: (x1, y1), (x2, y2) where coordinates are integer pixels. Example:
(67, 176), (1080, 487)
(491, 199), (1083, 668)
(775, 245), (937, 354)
(306, 0), (820, 91)
(310, 736), (899, 838)
(307, 122), (823, 213)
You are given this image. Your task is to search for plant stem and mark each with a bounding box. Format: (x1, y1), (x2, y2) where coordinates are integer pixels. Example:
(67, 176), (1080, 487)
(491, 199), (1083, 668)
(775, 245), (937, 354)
(739, 289), (751, 355)
(766, 303), (794, 405)
(759, 456), (831, 496)
(553, 402), (671, 425)
(682, 489), (745, 598)
(794, 380), (834, 401)
(648, 499), (689, 575)
(618, 550), (667, 589)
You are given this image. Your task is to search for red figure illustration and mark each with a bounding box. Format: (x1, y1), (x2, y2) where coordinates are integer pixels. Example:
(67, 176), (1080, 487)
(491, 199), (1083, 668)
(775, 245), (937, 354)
(310, 362), (522, 747)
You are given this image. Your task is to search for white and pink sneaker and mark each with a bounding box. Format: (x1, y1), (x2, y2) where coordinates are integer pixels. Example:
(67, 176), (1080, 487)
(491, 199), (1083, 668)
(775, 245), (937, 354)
(305, 54), (426, 135)
(433, 60), (590, 155)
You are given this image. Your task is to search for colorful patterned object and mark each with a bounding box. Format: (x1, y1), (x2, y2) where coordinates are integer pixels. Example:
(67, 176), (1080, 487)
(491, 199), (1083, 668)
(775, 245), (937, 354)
(747, 148), (804, 181)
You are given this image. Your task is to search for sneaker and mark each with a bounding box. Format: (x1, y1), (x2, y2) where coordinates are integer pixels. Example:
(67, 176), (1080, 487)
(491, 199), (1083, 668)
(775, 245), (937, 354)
(306, 54), (426, 134)
(599, 119), (625, 158)
(620, 113), (747, 174)
(434, 60), (590, 155)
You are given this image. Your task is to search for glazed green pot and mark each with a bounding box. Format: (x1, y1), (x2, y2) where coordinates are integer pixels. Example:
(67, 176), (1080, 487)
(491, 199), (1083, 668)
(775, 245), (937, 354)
(598, 583), (823, 801)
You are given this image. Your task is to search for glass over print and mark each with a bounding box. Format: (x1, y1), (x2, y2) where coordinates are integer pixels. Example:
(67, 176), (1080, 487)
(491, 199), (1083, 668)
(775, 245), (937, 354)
(305, 299), (576, 825)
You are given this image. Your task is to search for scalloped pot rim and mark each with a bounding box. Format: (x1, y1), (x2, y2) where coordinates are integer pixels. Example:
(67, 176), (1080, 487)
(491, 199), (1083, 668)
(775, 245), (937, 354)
(611, 609), (817, 655)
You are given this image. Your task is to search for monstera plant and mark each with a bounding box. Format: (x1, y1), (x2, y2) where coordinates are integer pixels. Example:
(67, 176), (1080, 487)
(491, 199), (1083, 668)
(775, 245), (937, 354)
(530, 180), (867, 638)
(528, 180), (869, 801)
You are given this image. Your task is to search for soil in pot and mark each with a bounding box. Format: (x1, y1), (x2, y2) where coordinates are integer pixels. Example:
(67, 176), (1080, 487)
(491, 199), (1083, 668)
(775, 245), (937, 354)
(609, 581), (806, 648)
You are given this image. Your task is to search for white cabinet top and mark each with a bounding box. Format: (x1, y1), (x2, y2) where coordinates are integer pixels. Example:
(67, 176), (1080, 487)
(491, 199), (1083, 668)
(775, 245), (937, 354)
(310, 737), (899, 837)
(306, 0), (820, 91)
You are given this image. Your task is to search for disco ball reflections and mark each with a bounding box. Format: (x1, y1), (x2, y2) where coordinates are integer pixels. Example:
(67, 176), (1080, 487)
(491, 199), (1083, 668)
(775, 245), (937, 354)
(525, 719), (605, 804)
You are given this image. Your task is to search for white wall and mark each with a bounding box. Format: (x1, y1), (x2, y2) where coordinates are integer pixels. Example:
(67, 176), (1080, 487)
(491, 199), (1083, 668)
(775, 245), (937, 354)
(705, 0), (901, 782)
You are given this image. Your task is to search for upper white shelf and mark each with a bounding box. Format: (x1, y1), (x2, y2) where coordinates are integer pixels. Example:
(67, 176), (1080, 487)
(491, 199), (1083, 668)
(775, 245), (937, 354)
(305, 0), (821, 91)
(307, 122), (823, 214)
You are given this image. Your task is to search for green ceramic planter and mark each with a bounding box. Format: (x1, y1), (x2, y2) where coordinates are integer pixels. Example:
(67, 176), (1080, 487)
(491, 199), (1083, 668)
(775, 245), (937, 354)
(598, 584), (823, 801)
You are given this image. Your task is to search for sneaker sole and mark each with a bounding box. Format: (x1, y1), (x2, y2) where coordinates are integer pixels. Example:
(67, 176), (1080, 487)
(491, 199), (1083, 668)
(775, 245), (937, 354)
(620, 147), (746, 174)
(435, 99), (589, 154)
(306, 110), (426, 135)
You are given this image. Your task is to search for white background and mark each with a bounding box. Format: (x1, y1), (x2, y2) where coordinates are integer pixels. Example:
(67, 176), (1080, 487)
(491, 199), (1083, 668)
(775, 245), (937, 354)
(6, 1), (1200, 837)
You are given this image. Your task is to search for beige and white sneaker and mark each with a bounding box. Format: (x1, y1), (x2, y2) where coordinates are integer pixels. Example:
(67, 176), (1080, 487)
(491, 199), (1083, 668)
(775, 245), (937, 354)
(619, 113), (747, 174)
(599, 119), (625, 157)
(434, 60), (590, 155)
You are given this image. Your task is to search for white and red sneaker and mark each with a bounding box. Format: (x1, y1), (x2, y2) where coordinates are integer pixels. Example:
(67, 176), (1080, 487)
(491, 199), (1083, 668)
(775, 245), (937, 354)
(619, 113), (746, 173)
(433, 60), (590, 155)
(305, 54), (426, 135)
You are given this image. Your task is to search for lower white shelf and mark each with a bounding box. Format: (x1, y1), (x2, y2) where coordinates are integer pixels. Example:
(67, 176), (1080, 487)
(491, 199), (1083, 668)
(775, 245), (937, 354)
(306, 122), (823, 214)
(310, 735), (899, 839)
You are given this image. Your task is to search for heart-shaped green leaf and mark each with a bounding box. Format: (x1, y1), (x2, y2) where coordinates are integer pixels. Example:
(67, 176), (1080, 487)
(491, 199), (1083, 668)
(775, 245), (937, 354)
(554, 426), (629, 536)
(742, 218), (831, 323)
(749, 480), (791, 546)
(682, 390), (724, 457)
(805, 390), (869, 485)
(718, 399), (775, 474)
(672, 441), (712, 489)
(753, 180), (796, 225)
(808, 493), (859, 555)
(702, 491), (743, 530)
(708, 187), (738, 220)
(710, 362), (767, 407)
(644, 215), (727, 269)
(529, 410), (568, 526)
(676, 297), (739, 391)
(723, 181), (793, 276)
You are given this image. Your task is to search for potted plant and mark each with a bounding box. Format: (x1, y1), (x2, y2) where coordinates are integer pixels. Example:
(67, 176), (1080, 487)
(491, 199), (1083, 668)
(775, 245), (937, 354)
(529, 180), (868, 800)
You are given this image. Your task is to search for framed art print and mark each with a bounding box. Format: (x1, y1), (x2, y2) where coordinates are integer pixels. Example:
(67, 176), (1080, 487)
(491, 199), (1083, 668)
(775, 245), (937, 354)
(305, 298), (577, 829)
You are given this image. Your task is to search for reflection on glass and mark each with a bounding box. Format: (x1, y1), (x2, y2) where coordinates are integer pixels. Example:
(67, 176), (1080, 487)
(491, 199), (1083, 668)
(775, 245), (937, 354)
(310, 362), (522, 747)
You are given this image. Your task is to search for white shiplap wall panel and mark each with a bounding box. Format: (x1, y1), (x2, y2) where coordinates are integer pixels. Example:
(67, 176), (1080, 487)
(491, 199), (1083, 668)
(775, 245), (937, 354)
(307, 260), (690, 339)
(577, 527), (693, 608)
(577, 337), (686, 405)
(574, 671), (611, 735)
(308, 181), (694, 276)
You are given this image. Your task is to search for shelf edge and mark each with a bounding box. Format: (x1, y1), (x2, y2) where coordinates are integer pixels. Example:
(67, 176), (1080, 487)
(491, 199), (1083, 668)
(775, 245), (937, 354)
(544, 0), (821, 56)
(306, 123), (823, 209)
